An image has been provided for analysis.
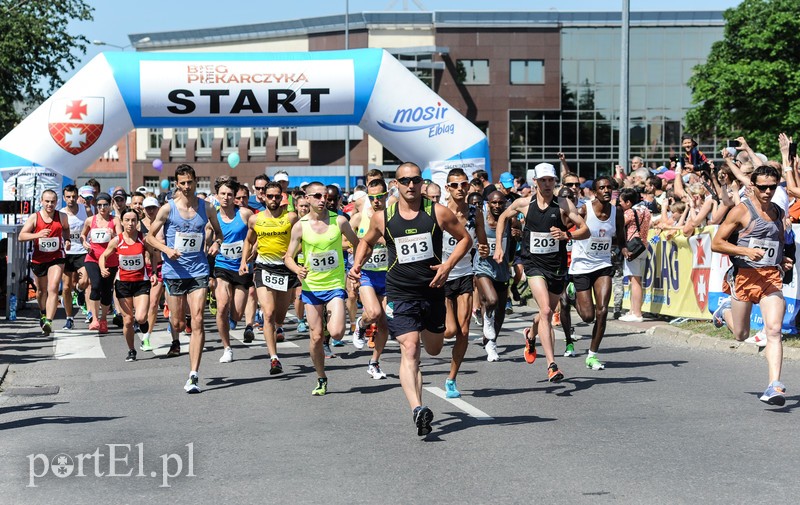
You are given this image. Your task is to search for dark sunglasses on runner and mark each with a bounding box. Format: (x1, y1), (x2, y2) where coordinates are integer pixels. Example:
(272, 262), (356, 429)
(755, 184), (777, 192)
(396, 175), (423, 186)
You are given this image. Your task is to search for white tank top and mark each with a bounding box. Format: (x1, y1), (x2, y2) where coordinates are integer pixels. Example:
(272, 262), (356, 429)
(61, 205), (88, 255)
(569, 202), (615, 275)
(443, 205), (477, 280)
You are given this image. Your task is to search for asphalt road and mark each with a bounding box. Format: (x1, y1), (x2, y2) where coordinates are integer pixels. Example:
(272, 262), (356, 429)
(1, 304), (798, 504)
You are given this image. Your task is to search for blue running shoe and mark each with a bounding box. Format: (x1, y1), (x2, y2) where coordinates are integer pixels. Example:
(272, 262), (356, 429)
(63, 318), (74, 330)
(760, 381), (786, 406)
(297, 320), (308, 333)
(445, 378), (461, 398)
(331, 339), (345, 347)
(229, 318), (237, 331)
(712, 297), (731, 329)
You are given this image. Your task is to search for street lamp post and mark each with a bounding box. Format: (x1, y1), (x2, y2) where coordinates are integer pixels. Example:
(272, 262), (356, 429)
(344, 0), (351, 194)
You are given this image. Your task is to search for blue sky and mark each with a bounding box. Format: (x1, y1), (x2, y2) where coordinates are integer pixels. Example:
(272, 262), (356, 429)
(68, 0), (741, 77)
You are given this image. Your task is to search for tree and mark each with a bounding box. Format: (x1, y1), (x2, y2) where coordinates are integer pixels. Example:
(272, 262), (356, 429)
(0, 0), (93, 135)
(686, 0), (800, 158)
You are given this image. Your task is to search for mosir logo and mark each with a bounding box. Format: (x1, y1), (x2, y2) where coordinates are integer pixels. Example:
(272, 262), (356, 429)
(378, 102), (455, 137)
(48, 97), (104, 155)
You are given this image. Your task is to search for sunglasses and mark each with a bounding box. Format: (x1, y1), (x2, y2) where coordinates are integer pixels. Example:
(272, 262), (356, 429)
(307, 192), (325, 200)
(447, 181), (470, 190)
(396, 175), (424, 186)
(368, 192), (387, 201)
(564, 182), (580, 188)
(265, 194), (283, 200)
(755, 184), (778, 192)
(254, 186), (267, 192)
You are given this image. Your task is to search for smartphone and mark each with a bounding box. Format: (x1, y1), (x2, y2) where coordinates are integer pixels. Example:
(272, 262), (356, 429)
(727, 140), (740, 148)
(790, 142), (797, 159)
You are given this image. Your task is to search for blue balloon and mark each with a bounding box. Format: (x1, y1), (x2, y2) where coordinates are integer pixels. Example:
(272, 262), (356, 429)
(160, 179), (170, 190)
(227, 152), (240, 169)
(421, 168), (432, 180)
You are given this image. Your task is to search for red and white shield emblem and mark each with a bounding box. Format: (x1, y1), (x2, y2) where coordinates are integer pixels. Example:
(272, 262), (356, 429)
(48, 97), (104, 155)
(689, 234), (712, 311)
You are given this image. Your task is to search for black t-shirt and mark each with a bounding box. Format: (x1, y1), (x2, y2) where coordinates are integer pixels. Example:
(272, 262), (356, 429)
(385, 199), (443, 300)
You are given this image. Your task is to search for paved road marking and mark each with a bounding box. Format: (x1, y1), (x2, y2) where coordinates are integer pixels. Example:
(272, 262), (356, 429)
(424, 386), (494, 421)
(53, 329), (106, 359)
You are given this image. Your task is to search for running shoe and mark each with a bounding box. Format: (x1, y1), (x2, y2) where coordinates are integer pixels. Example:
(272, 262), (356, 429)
(472, 308), (483, 326)
(523, 327), (537, 364)
(511, 283), (521, 302)
(483, 310), (496, 341)
(77, 290), (86, 312)
(323, 343), (335, 358)
(276, 327), (285, 343)
(367, 361), (387, 379)
(140, 337), (153, 352)
(269, 357), (283, 375)
(552, 310), (561, 327)
(219, 348), (233, 363)
(368, 324), (377, 348)
(254, 309), (264, 328)
(85, 311), (93, 325)
(89, 319), (100, 331)
(184, 316), (192, 335)
(413, 406), (434, 437)
(229, 318), (237, 331)
(311, 377), (328, 396)
(518, 281), (532, 299)
(712, 297), (731, 329)
(564, 343), (576, 357)
(184, 374), (201, 394)
(167, 340), (181, 358)
(208, 292), (217, 316)
(331, 338), (345, 347)
(133, 322), (140, 334)
(243, 325), (255, 343)
(505, 299), (513, 315)
(619, 313), (644, 323)
(586, 355), (605, 370)
(63, 317), (74, 330)
(353, 316), (367, 349)
(41, 319), (52, 336)
(744, 330), (768, 348)
(163, 303), (170, 319)
(566, 282), (576, 302)
(760, 381), (786, 406)
(98, 320), (109, 334)
(126, 349), (137, 362)
(445, 378), (461, 398)
(547, 362), (564, 383)
(485, 339), (500, 362)
(112, 313), (123, 328)
(297, 320), (308, 333)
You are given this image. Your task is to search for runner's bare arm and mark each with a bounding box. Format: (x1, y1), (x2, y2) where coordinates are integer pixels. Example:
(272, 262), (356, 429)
(240, 216), (258, 275)
(206, 201), (223, 256)
(432, 204), (472, 288)
(18, 213), (41, 241)
(99, 236), (119, 277)
(60, 213), (71, 251)
(615, 204), (627, 251)
(474, 207), (490, 258)
(493, 196), (529, 263)
(711, 203), (763, 261)
(559, 197), (589, 240)
(349, 210), (383, 282)
(339, 214), (360, 253)
(284, 221), (308, 279)
(144, 204), (177, 259)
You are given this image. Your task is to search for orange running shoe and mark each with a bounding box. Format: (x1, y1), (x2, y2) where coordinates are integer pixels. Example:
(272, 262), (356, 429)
(552, 311), (561, 327)
(547, 362), (564, 383)
(366, 323), (376, 348)
(98, 320), (109, 334)
(523, 327), (537, 364)
(163, 303), (170, 319)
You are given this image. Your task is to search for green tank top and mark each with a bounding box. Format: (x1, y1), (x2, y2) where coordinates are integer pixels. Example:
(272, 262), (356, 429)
(358, 210), (388, 272)
(301, 211), (345, 291)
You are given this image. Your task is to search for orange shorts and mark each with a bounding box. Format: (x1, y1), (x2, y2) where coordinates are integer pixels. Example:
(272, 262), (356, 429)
(722, 266), (783, 304)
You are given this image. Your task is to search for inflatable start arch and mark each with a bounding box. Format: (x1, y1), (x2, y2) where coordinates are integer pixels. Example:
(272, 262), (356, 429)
(0, 48), (489, 182)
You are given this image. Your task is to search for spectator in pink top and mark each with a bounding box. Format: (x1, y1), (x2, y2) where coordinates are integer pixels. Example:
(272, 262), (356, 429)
(618, 188), (651, 322)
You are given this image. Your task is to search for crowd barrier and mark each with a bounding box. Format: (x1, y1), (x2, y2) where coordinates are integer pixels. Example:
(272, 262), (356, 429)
(622, 225), (800, 332)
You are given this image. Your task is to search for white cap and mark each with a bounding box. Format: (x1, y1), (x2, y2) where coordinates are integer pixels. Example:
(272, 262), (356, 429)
(143, 197), (159, 208)
(534, 162), (557, 179)
(526, 169), (537, 187)
(300, 181), (310, 188)
(274, 172), (289, 182)
(350, 190), (366, 203)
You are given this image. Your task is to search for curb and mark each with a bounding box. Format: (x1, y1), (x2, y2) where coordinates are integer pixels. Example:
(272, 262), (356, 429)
(645, 324), (800, 361)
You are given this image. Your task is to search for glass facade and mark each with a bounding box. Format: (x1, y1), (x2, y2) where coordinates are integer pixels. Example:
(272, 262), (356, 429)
(509, 26), (724, 177)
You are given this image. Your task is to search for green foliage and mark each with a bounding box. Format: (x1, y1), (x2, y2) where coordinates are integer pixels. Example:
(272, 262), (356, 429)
(0, 0), (93, 135)
(686, 0), (800, 158)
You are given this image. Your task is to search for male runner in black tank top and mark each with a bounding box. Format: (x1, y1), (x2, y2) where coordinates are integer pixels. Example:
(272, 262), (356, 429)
(494, 163), (589, 383)
(349, 162), (471, 437)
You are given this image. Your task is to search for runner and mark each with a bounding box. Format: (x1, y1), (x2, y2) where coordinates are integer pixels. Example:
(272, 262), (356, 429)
(474, 190), (516, 361)
(349, 162), (471, 437)
(99, 208), (157, 362)
(558, 173), (583, 358)
(19, 189), (70, 335)
(60, 184), (90, 330)
(145, 164), (224, 394)
(442, 168), (489, 398)
(348, 178), (390, 379)
(494, 163), (589, 383)
(325, 184), (354, 346)
(212, 177), (254, 364)
(241, 181), (297, 375)
(285, 181), (360, 395)
(80, 192), (121, 335)
(568, 176), (626, 370)
(141, 196), (163, 352)
(711, 165), (793, 406)
(293, 195), (311, 333)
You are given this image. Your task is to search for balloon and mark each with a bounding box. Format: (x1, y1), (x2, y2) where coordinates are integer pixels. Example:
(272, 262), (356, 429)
(421, 168), (432, 180)
(160, 179), (170, 190)
(152, 159), (163, 172)
(227, 152), (240, 169)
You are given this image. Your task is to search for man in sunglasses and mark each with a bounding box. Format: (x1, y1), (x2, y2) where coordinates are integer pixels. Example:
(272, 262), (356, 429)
(324, 183), (355, 346)
(285, 182), (360, 396)
(494, 163), (589, 383)
(712, 165), (793, 406)
(242, 181), (298, 375)
(348, 178), (391, 379)
(248, 174), (269, 212)
(349, 162), (472, 437)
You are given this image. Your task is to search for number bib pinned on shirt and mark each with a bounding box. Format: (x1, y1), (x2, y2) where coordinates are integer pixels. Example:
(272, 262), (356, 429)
(220, 240), (243, 260)
(587, 237), (612, 258)
(262, 270), (288, 291)
(395, 233), (434, 264)
(528, 232), (558, 254)
(487, 237), (507, 257)
(364, 246), (388, 270)
(749, 238), (779, 266)
(90, 228), (111, 244)
(175, 231), (203, 253)
(308, 251), (339, 272)
(38, 237), (60, 252)
(119, 254), (144, 271)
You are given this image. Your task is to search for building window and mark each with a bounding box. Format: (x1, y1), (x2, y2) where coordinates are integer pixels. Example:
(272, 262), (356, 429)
(224, 128), (241, 153)
(171, 128), (188, 155)
(143, 176), (160, 194)
(457, 59), (490, 85)
(251, 127), (268, 152)
(510, 60), (545, 85)
(197, 127), (214, 154)
(196, 176), (211, 195)
(148, 128), (163, 152)
(278, 127), (297, 155)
